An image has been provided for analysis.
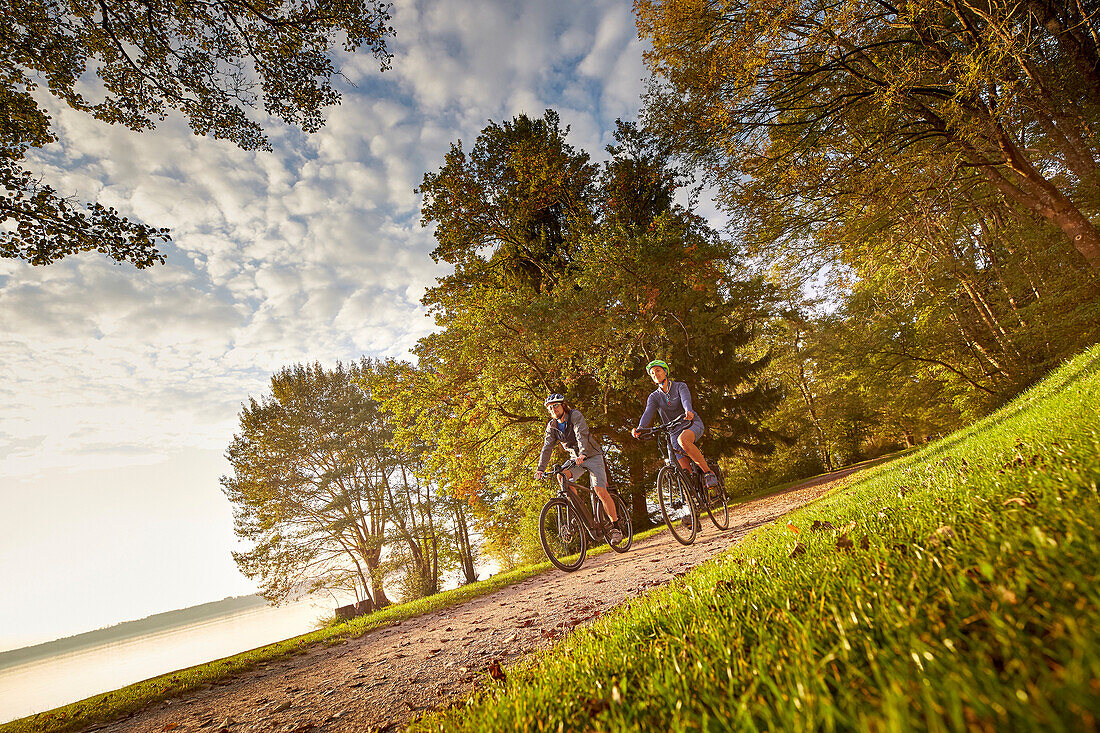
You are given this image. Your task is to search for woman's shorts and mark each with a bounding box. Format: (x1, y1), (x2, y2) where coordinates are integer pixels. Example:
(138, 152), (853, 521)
(564, 455), (609, 488)
(672, 418), (704, 458)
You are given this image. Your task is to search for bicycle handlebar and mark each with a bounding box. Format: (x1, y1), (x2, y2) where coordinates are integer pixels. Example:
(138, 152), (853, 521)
(539, 459), (577, 478)
(633, 415), (690, 439)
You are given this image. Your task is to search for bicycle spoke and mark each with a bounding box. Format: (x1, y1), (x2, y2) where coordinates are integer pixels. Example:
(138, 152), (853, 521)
(539, 497), (587, 571)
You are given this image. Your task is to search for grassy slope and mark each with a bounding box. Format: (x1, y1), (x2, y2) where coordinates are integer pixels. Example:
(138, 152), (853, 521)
(2, 526), (664, 733)
(412, 345), (1100, 732)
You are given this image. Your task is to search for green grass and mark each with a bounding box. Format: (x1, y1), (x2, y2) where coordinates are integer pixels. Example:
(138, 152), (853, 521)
(1, 522), (674, 733)
(411, 345), (1100, 732)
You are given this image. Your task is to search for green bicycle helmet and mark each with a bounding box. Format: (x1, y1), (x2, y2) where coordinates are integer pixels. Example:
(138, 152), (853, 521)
(646, 359), (669, 375)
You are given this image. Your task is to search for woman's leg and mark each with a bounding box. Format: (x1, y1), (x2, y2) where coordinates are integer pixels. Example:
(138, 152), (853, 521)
(676, 429), (712, 474)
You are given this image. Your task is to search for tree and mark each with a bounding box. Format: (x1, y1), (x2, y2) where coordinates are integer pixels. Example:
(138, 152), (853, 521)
(3, 0), (394, 267)
(407, 114), (781, 556)
(222, 360), (391, 607)
(364, 358), (483, 592)
(636, 0), (1100, 271)
(417, 109), (598, 294)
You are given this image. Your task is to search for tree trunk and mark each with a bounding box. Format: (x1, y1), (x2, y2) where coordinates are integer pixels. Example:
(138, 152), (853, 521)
(626, 449), (655, 530)
(794, 358), (833, 470)
(362, 550), (391, 608)
(962, 138), (1100, 273)
(453, 500), (478, 584)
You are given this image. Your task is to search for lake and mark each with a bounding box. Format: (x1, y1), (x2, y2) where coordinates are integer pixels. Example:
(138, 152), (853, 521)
(0, 598), (331, 724)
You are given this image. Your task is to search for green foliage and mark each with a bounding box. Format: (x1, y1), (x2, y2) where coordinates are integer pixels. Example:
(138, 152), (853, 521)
(417, 109), (597, 294)
(222, 360), (392, 605)
(397, 114), (782, 565)
(2, 0), (394, 267)
(637, 0), (1100, 270)
(412, 344), (1100, 732)
(636, 0), (1100, 483)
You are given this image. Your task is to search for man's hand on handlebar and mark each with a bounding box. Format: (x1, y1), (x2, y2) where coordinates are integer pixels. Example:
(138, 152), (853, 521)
(631, 427), (641, 439)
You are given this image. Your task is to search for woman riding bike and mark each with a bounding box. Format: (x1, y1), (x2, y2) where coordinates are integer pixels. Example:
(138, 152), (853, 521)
(631, 360), (719, 488)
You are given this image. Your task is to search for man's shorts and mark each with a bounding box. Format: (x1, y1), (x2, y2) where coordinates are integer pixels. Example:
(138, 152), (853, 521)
(565, 455), (609, 488)
(671, 417), (704, 459)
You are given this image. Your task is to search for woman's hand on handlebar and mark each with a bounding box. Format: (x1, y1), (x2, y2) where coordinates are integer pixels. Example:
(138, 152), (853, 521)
(684, 410), (694, 422)
(534, 469), (544, 480)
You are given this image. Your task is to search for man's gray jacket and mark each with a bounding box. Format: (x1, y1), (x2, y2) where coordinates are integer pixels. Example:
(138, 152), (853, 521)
(537, 408), (604, 472)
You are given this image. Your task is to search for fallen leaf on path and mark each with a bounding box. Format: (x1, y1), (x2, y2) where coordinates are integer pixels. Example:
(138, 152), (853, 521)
(841, 521), (857, 533)
(487, 661), (506, 682)
(162, 725), (179, 732)
(786, 522), (801, 534)
(789, 542), (806, 557)
(581, 696), (610, 715)
(810, 520), (835, 531)
(928, 525), (956, 546)
(859, 536), (870, 550)
(1003, 497), (1030, 507)
(836, 534), (854, 551)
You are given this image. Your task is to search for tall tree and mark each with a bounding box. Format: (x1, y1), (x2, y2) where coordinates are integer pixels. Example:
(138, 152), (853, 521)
(408, 114), (780, 556)
(222, 360), (391, 607)
(636, 0), (1100, 271)
(3, 0), (394, 267)
(366, 359), (483, 589)
(417, 109), (598, 295)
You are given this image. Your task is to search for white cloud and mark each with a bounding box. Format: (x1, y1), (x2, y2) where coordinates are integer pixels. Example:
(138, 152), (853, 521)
(1, 0), (650, 642)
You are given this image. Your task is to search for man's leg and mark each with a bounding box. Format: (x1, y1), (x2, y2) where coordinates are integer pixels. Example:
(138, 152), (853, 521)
(676, 429), (712, 474)
(585, 459), (618, 522)
(593, 484), (618, 522)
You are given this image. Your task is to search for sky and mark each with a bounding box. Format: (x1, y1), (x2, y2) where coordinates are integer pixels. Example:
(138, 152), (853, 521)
(0, 0), (652, 652)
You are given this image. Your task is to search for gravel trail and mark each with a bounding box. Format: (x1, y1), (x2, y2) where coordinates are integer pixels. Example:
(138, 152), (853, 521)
(92, 462), (873, 733)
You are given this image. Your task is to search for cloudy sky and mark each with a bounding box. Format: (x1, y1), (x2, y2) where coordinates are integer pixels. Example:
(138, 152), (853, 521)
(0, 0), (650, 651)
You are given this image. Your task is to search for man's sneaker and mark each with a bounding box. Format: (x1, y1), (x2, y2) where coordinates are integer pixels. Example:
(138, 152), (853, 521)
(608, 527), (624, 544)
(704, 471), (719, 488)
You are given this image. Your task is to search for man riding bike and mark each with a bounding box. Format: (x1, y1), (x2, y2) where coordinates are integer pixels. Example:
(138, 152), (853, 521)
(535, 393), (623, 544)
(632, 360), (719, 488)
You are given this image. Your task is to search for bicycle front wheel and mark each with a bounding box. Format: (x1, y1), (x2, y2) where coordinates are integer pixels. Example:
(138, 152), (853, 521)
(705, 466), (731, 530)
(657, 467), (697, 545)
(539, 497), (587, 571)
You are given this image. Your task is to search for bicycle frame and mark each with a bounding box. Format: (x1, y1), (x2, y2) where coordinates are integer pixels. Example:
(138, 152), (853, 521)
(641, 419), (706, 503)
(544, 463), (610, 542)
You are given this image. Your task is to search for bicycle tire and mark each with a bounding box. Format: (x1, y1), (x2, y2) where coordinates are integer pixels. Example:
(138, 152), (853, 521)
(539, 497), (587, 571)
(602, 493), (633, 553)
(705, 466), (731, 530)
(657, 467), (697, 545)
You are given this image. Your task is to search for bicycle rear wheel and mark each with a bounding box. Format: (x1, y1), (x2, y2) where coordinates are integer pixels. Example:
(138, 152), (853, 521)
(539, 497), (587, 571)
(704, 466), (730, 530)
(657, 467), (697, 545)
(599, 492), (633, 553)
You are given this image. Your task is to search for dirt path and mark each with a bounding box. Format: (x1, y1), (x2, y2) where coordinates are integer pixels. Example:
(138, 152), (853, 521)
(92, 463), (872, 733)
